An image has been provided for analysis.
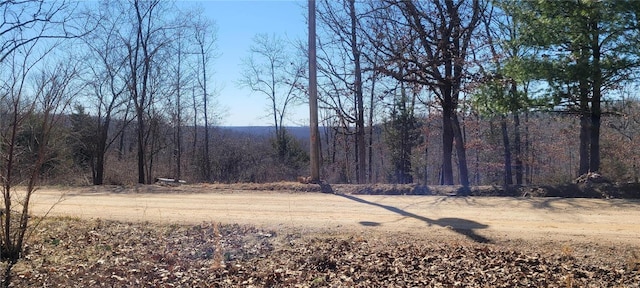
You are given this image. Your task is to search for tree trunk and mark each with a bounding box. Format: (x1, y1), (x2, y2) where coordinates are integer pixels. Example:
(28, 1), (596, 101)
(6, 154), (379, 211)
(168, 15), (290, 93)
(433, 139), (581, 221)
(579, 113), (590, 175)
(94, 154), (104, 185)
(94, 138), (106, 185)
(176, 110), (182, 183)
(93, 114), (111, 185)
(509, 81), (523, 185)
(452, 113), (469, 188)
(513, 112), (523, 185)
(368, 75), (375, 183)
(474, 115), (481, 185)
(201, 45), (211, 182)
(424, 115), (431, 184)
(524, 111), (532, 184)
(137, 111), (146, 184)
(500, 115), (513, 185)
(579, 70), (590, 176)
(175, 39), (183, 183)
(440, 24), (455, 186)
(421, 96), (432, 185)
(348, 0), (366, 184)
(441, 94), (454, 185)
(589, 20), (601, 173)
(147, 139), (155, 184)
(590, 102), (601, 173)
(2, 104), (19, 262)
(192, 87), (198, 166)
(133, 0), (153, 185)
(118, 128), (125, 161)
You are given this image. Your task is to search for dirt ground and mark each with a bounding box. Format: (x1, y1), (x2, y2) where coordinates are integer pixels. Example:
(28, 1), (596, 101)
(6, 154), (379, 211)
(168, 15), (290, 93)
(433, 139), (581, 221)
(29, 184), (640, 246)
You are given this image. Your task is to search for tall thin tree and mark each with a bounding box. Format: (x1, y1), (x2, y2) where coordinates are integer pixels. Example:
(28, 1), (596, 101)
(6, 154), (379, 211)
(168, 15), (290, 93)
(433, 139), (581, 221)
(193, 13), (218, 181)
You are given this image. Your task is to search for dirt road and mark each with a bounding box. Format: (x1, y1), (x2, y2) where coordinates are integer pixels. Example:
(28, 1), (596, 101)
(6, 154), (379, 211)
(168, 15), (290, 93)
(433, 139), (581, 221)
(28, 186), (640, 245)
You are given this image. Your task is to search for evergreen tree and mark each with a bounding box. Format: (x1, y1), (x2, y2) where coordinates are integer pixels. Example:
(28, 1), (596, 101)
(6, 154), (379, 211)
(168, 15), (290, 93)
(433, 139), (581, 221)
(69, 105), (97, 178)
(384, 89), (421, 184)
(500, 0), (640, 176)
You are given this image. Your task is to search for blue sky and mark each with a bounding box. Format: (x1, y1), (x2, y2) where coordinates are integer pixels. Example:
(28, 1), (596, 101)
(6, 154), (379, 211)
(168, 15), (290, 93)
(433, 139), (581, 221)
(195, 0), (308, 126)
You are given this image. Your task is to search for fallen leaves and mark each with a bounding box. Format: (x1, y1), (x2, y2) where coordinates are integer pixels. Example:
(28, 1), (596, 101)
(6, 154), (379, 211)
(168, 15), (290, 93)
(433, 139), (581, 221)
(0, 217), (638, 287)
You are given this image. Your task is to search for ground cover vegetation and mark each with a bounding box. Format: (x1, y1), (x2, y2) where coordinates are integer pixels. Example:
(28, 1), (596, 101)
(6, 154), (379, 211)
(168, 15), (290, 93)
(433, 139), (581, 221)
(2, 0), (640, 286)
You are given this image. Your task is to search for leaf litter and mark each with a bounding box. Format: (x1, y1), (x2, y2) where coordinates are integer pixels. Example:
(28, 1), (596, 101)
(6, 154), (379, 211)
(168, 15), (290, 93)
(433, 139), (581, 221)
(1, 217), (638, 287)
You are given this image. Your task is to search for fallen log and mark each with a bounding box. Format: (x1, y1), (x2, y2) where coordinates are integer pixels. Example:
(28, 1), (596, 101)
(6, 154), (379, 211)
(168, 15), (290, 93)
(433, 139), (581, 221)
(155, 178), (187, 184)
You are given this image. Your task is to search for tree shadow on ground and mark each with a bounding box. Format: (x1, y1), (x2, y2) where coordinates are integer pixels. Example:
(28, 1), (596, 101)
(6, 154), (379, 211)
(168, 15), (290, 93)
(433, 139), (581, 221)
(526, 196), (640, 212)
(338, 193), (491, 243)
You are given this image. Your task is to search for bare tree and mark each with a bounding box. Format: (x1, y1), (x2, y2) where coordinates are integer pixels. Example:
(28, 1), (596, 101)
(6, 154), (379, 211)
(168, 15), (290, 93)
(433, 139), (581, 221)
(315, 0), (370, 183)
(1, 55), (78, 278)
(371, 0), (482, 188)
(81, 2), (131, 185)
(84, 2), (219, 184)
(239, 33), (306, 161)
(0, 0), (86, 63)
(0, 0), (85, 279)
(119, 0), (173, 184)
(193, 12), (218, 182)
(166, 22), (188, 183)
(173, 31), (185, 183)
(165, 8), (205, 183)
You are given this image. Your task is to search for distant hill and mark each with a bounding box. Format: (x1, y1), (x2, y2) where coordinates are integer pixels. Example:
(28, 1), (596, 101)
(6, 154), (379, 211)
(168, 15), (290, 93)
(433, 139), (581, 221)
(219, 126), (313, 141)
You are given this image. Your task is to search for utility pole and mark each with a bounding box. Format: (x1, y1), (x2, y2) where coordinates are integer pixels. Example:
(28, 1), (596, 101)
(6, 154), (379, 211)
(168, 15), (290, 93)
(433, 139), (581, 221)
(308, 0), (320, 183)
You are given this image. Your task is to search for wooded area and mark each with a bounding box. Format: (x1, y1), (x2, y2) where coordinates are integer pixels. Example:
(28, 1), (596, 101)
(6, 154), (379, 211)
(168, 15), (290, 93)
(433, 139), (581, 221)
(2, 0), (640, 273)
(3, 0), (640, 191)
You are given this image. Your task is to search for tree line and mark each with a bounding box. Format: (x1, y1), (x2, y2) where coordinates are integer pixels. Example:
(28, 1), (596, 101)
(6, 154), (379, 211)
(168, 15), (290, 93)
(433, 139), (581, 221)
(3, 0), (640, 267)
(3, 0), (640, 191)
(310, 0), (640, 188)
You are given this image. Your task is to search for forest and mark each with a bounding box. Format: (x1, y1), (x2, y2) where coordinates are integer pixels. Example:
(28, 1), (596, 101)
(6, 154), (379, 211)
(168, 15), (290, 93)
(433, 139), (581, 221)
(3, 0), (640, 189)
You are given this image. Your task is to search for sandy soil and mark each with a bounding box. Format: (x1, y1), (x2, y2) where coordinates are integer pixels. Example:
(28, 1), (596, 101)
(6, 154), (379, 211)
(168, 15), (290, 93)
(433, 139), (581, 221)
(28, 185), (640, 247)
